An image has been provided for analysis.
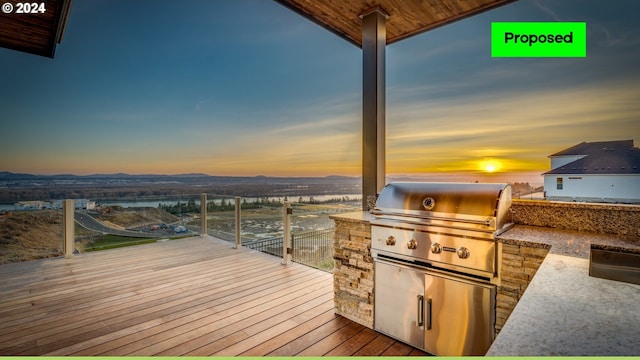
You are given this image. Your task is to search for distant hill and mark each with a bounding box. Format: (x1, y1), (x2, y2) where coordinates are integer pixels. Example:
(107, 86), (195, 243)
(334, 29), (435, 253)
(0, 171), (358, 182)
(0, 172), (38, 180)
(0, 172), (361, 203)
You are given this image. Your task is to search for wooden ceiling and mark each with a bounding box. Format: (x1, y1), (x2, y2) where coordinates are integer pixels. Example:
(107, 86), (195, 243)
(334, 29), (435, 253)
(275, 0), (516, 46)
(0, 0), (515, 58)
(0, 0), (72, 58)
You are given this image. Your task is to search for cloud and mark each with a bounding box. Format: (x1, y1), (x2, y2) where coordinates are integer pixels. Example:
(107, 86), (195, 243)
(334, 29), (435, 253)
(141, 92), (363, 176)
(385, 77), (640, 173)
(531, 0), (562, 21)
(196, 112), (362, 176)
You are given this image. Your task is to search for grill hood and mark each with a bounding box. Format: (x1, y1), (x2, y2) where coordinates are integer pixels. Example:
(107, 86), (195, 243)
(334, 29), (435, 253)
(371, 182), (513, 233)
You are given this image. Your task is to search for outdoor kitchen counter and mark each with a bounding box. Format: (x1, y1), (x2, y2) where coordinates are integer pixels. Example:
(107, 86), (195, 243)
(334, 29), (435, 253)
(332, 213), (640, 258)
(330, 210), (376, 224)
(330, 213), (640, 355)
(497, 224), (640, 258)
(488, 225), (640, 356)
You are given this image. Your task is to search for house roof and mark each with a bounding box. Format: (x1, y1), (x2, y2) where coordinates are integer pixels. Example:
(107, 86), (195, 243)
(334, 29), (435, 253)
(544, 140), (640, 175)
(274, 0), (516, 47)
(0, 0), (73, 58)
(549, 140), (635, 157)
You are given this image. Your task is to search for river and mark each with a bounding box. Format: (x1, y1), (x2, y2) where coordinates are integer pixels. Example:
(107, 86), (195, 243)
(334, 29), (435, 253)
(0, 194), (361, 211)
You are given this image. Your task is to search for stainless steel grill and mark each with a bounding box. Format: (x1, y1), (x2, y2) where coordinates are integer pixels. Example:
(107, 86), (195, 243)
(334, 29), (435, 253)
(371, 182), (513, 278)
(370, 182), (513, 356)
(372, 182), (513, 234)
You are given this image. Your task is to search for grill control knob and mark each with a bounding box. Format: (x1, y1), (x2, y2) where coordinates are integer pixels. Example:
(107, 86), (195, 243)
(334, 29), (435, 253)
(407, 239), (418, 250)
(456, 247), (470, 259)
(430, 243), (442, 254)
(386, 235), (396, 246)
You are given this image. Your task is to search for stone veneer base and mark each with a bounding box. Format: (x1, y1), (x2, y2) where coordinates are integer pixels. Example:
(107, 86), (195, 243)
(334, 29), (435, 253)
(332, 215), (374, 329)
(496, 242), (549, 332)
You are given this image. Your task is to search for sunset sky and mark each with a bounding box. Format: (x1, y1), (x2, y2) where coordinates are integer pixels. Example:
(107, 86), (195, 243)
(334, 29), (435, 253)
(1, 0), (639, 183)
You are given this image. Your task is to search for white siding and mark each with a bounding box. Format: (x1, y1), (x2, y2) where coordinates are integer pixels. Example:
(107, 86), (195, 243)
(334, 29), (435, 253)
(545, 174), (640, 202)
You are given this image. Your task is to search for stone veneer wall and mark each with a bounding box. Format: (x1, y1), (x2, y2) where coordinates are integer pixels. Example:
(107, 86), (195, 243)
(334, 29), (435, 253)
(512, 199), (640, 238)
(496, 242), (549, 333)
(332, 217), (374, 328)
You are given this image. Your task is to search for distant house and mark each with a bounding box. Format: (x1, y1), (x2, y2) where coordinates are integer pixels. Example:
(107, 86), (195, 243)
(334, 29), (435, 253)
(14, 201), (47, 211)
(14, 199), (96, 211)
(543, 140), (640, 203)
(73, 199), (96, 210)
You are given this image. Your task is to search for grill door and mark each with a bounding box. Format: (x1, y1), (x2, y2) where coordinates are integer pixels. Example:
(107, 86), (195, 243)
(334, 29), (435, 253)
(374, 260), (425, 350)
(424, 272), (495, 356)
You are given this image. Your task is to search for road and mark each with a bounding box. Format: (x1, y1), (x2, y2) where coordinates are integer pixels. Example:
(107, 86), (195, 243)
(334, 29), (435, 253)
(74, 211), (168, 238)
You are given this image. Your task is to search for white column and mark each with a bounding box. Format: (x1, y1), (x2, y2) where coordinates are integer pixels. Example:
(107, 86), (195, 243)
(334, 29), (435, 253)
(282, 201), (292, 265)
(63, 199), (74, 258)
(200, 193), (207, 237)
(234, 197), (241, 248)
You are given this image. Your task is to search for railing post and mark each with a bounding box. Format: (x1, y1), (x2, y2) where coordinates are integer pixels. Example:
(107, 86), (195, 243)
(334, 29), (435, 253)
(291, 232), (295, 262)
(234, 196), (241, 249)
(63, 199), (74, 258)
(200, 193), (207, 237)
(282, 201), (292, 265)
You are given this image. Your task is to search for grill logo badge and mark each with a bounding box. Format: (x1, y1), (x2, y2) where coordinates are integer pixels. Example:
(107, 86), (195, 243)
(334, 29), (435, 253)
(422, 197), (435, 210)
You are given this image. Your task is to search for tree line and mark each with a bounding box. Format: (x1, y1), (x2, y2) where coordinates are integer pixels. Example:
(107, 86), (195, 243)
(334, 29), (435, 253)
(157, 196), (360, 215)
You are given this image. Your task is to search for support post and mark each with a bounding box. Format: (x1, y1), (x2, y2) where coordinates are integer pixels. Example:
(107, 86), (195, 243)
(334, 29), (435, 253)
(200, 193), (207, 237)
(282, 201), (292, 265)
(234, 197), (241, 249)
(63, 199), (74, 258)
(361, 7), (388, 210)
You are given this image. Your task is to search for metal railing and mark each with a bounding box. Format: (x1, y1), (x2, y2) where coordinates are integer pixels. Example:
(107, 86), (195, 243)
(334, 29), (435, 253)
(291, 228), (334, 272)
(242, 228), (335, 272)
(1, 193), (358, 268)
(243, 236), (284, 258)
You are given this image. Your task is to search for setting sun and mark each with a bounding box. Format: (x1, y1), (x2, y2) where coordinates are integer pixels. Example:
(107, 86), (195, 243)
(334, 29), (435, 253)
(480, 159), (502, 173)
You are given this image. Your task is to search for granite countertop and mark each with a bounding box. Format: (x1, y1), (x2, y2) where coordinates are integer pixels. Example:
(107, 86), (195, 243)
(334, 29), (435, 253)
(486, 253), (640, 356)
(332, 212), (640, 257)
(329, 211), (375, 223)
(498, 225), (640, 258)
(491, 226), (640, 356)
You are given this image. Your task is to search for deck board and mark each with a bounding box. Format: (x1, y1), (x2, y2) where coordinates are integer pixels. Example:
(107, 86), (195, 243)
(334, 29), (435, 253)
(0, 236), (427, 356)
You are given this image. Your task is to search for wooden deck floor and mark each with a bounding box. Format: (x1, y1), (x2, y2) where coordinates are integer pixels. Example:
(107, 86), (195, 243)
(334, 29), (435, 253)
(0, 236), (427, 356)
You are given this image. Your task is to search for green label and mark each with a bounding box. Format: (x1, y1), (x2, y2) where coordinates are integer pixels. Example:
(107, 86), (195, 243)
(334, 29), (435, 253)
(491, 22), (586, 57)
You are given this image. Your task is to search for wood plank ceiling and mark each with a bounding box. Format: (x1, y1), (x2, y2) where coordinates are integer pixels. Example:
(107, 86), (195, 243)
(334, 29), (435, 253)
(0, 0), (72, 58)
(0, 0), (516, 58)
(275, 0), (517, 46)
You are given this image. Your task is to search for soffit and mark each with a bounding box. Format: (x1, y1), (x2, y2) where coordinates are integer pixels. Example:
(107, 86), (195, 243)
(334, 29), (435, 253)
(0, 0), (73, 58)
(275, 0), (516, 46)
